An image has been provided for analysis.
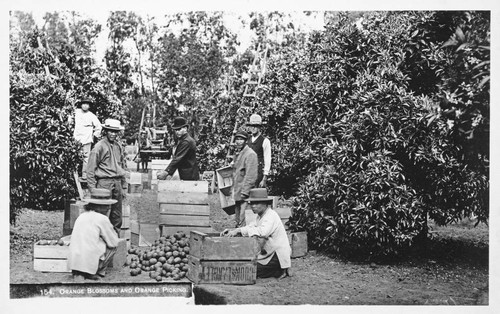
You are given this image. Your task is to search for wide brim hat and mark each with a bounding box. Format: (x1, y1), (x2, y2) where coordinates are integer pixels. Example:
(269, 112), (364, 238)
(246, 188), (273, 203)
(247, 114), (263, 126)
(172, 116), (189, 130)
(102, 118), (125, 131)
(76, 99), (94, 108)
(83, 188), (118, 205)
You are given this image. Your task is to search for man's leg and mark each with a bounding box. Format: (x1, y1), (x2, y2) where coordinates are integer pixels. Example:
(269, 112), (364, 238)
(97, 247), (117, 277)
(81, 143), (92, 179)
(256, 253), (283, 278)
(109, 178), (123, 235)
(239, 201), (247, 226)
(234, 201), (241, 228)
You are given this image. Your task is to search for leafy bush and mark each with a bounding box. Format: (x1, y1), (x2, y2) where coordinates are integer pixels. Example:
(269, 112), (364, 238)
(10, 30), (123, 224)
(10, 70), (81, 223)
(256, 11), (489, 258)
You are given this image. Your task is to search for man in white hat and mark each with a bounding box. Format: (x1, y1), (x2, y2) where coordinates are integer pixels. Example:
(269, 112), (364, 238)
(86, 118), (127, 235)
(221, 188), (291, 279)
(246, 114), (272, 188)
(73, 99), (102, 181)
(69, 189), (119, 281)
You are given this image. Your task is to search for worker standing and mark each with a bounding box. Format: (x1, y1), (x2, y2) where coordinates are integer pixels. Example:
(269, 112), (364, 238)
(73, 99), (102, 181)
(246, 114), (271, 188)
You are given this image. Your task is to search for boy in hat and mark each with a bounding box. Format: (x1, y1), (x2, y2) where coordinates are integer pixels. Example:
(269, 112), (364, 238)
(73, 99), (102, 181)
(231, 130), (258, 227)
(246, 114), (272, 188)
(86, 118), (127, 235)
(69, 189), (119, 281)
(157, 116), (200, 181)
(221, 188), (291, 279)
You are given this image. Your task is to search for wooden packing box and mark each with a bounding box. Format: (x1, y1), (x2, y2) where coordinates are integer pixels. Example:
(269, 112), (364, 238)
(130, 221), (161, 246)
(33, 236), (71, 273)
(158, 180), (212, 235)
(110, 238), (128, 268)
(287, 231), (308, 258)
(129, 171), (142, 185)
(201, 170), (216, 193)
(128, 183), (142, 194)
(121, 216), (130, 229)
(189, 231), (259, 261)
(150, 159), (170, 170)
(161, 225), (214, 237)
(187, 255), (257, 285)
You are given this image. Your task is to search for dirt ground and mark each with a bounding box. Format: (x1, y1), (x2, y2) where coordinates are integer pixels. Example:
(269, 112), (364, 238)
(9, 167), (489, 305)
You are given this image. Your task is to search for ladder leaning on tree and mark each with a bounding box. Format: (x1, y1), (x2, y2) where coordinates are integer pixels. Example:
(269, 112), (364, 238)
(225, 42), (269, 161)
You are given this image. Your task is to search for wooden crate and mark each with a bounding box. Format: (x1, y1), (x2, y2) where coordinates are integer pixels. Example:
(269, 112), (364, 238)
(287, 231), (308, 258)
(110, 238), (128, 268)
(158, 181), (212, 235)
(130, 221), (161, 246)
(201, 171), (216, 193)
(216, 166), (235, 213)
(63, 200), (86, 235)
(129, 172), (142, 184)
(187, 255), (257, 285)
(150, 159), (170, 170)
(128, 183), (142, 194)
(33, 236), (71, 273)
(161, 225), (214, 237)
(122, 216), (130, 229)
(189, 231), (259, 261)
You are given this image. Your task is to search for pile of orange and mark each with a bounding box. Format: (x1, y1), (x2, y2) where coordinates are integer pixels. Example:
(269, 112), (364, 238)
(127, 231), (190, 281)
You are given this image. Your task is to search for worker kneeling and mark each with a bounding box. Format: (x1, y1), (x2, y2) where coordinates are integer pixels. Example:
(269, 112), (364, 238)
(69, 189), (120, 281)
(221, 188), (291, 279)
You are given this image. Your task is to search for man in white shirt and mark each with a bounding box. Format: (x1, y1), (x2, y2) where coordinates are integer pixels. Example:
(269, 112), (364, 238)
(73, 99), (102, 180)
(221, 188), (291, 279)
(246, 114), (271, 188)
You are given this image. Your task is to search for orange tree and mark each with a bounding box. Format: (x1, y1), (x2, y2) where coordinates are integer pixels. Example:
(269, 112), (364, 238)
(10, 29), (122, 224)
(255, 11), (489, 258)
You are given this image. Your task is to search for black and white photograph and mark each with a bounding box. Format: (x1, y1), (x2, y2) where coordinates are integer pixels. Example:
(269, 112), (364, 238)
(2, 0), (498, 312)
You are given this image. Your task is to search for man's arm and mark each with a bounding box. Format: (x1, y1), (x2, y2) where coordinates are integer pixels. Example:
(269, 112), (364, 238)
(262, 138), (271, 176)
(100, 217), (119, 248)
(165, 140), (190, 176)
(86, 145), (100, 190)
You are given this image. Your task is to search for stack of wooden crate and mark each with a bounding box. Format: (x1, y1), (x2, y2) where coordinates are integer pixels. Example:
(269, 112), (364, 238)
(62, 200), (86, 236)
(127, 171), (143, 194)
(187, 231), (259, 284)
(158, 180), (214, 236)
(215, 166), (235, 213)
(120, 204), (131, 249)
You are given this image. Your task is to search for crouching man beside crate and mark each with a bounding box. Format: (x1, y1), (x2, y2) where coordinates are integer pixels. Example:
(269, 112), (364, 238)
(221, 188), (291, 279)
(68, 190), (120, 281)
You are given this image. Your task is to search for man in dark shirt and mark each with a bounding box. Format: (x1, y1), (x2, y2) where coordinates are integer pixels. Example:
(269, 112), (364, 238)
(87, 118), (127, 235)
(157, 116), (200, 181)
(246, 114), (272, 188)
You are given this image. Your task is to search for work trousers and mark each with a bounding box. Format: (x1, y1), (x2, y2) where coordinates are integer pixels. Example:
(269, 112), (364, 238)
(97, 246), (117, 276)
(81, 143), (92, 179)
(234, 200), (248, 228)
(257, 252), (283, 278)
(96, 178), (123, 235)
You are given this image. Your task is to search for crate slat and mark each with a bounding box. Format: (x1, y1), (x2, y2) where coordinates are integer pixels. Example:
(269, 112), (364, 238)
(187, 255), (256, 285)
(159, 214), (210, 227)
(158, 180), (208, 193)
(34, 259), (71, 273)
(189, 231), (259, 260)
(161, 226), (214, 237)
(159, 203), (210, 216)
(34, 244), (70, 259)
(157, 191), (208, 205)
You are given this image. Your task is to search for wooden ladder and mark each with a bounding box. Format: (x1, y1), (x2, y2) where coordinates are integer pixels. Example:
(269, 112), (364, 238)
(225, 42), (269, 161)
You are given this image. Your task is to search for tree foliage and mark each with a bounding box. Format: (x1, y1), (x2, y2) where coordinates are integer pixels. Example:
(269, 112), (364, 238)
(254, 11), (489, 258)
